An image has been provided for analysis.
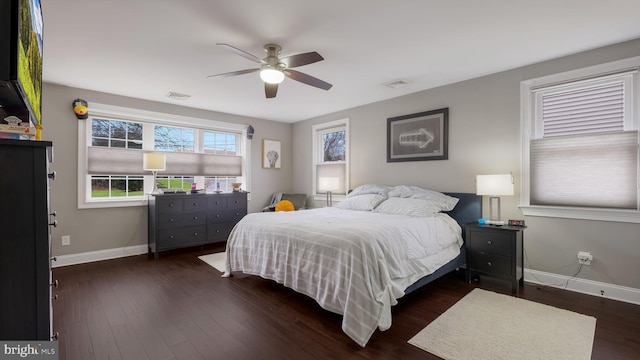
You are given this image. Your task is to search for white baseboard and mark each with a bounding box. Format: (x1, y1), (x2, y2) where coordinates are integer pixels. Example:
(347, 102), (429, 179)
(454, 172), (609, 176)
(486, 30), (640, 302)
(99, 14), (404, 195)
(52, 245), (148, 268)
(525, 268), (640, 306)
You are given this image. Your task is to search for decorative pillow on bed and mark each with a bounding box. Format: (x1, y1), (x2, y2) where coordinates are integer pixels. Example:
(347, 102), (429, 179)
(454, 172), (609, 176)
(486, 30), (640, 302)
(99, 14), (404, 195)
(346, 184), (392, 198)
(388, 185), (459, 211)
(336, 193), (386, 211)
(374, 197), (451, 217)
(275, 200), (295, 212)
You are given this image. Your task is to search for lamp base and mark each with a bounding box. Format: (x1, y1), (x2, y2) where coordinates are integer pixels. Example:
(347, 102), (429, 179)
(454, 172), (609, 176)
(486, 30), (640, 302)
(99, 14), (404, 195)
(485, 220), (505, 226)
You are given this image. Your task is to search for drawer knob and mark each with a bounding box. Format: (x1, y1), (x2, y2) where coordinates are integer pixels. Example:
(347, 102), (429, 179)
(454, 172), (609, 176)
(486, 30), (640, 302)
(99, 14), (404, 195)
(51, 256), (57, 262)
(51, 332), (59, 340)
(52, 295), (58, 301)
(216, 201), (220, 204)
(170, 218), (174, 222)
(49, 220), (58, 227)
(50, 211), (57, 217)
(194, 216), (198, 220)
(194, 232), (198, 236)
(170, 235), (174, 239)
(193, 202), (198, 206)
(51, 280), (59, 288)
(48, 171), (57, 180)
(487, 240), (492, 245)
(216, 214), (220, 218)
(216, 229), (220, 233)
(487, 261), (492, 266)
(169, 203), (174, 207)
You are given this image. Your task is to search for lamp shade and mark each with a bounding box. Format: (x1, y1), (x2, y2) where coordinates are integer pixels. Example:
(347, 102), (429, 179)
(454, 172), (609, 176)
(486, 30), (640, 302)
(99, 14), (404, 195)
(143, 153), (166, 172)
(318, 177), (340, 192)
(476, 174), (514, 196)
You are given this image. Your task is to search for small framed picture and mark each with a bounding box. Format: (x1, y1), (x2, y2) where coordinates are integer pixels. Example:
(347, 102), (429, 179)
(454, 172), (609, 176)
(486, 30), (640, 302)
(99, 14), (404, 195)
(262, 139), (281, 169)
(387, 108), (448, 162)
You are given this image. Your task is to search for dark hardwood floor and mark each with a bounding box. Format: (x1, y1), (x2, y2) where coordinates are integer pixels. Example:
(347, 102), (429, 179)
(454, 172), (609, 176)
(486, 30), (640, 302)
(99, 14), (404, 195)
(52, 244), (640, 360)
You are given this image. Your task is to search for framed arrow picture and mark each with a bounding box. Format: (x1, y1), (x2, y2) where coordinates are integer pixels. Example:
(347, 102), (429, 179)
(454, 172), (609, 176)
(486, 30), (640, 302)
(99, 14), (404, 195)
(387, 107), (448, 162)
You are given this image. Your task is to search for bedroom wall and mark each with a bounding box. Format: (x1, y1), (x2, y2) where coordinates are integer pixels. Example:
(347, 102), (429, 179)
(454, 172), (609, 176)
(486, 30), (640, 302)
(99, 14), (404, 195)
(291, 38), (640, 291)
(42, 83), (292, 257)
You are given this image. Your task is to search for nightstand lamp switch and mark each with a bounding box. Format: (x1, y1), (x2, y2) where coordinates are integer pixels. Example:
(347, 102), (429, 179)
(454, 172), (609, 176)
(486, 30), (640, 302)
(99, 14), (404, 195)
(476, 174), (514, 226)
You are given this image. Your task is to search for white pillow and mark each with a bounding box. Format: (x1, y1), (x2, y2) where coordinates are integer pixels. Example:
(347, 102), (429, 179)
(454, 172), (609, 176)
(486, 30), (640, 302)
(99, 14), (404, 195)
(347, 184), (392, 198)
(336, 194), (386, 211)
(388, 185), (459, 211)
(375, 197), (445, 217)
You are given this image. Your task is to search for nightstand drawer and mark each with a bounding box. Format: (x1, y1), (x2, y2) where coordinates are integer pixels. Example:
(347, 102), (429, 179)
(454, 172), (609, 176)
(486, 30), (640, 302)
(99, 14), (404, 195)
(468, 230), (512, 255)
(469, 252), (511, 277)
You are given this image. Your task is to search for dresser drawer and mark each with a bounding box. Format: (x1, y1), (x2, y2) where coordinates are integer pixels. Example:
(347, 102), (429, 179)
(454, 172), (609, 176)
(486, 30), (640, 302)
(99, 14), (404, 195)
(227, 195), (247, 210)
(209, 209), (245, 223)
(158, 225), (207, 249)
(158, 198), (184, 213)
(208, 197), (228, 211)
(469, 252), (512, 277)
(158, 212), (207, 229)
(468, 230), (512, 255)
(207, 222), (236, 243)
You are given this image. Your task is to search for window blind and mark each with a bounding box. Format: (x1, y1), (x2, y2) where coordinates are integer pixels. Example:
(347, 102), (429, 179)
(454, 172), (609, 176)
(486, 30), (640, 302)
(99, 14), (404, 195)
(88, 147), (242, 176)
(541, 82), (624, 137)
(530, 131), (638, 209)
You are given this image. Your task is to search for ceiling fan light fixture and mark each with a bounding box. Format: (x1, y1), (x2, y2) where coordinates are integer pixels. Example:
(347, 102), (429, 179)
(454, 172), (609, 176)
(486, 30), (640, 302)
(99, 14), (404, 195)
(260, 68), (285, 84)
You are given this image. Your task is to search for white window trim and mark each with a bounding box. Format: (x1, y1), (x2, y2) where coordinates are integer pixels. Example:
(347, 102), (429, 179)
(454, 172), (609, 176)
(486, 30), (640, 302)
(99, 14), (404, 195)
(520, 56), (640, 223)
(312, 118), (350, 203)
(78, 103), (251, 209)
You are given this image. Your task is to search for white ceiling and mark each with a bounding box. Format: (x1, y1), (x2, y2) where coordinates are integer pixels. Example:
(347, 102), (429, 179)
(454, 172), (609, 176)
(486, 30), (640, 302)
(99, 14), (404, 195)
(42, 0), (640, 123)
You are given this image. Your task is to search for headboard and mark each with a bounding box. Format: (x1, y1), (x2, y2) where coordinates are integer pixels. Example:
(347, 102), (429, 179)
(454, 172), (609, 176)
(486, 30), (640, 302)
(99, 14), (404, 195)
(443, 192), (482, 239)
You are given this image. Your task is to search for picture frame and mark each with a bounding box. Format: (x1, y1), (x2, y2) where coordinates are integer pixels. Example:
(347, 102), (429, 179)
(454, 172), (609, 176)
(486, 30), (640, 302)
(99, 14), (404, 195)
(387, 107), (448, 162)
(262, 139), (281, 169)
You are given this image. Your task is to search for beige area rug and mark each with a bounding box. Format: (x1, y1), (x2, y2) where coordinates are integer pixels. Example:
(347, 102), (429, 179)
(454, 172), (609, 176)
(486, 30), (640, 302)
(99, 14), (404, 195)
(408, 288), (596, 360)
(198, 252), (226, 273)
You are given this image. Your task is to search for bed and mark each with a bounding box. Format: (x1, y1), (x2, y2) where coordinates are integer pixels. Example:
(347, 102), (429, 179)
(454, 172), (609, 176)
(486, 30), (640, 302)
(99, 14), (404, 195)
(223, 185), (481, 346)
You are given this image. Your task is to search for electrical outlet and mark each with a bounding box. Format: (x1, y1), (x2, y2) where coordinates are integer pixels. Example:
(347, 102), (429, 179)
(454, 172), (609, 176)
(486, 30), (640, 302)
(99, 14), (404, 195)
(61, 235), (71, 246)
(577, 251), (593, 265)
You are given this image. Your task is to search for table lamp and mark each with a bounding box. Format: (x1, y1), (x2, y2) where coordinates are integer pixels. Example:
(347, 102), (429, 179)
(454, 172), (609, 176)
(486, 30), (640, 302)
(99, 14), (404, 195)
(476, 174), (514, 226)
(143, 153), (166, 194)
(318, 177), (340, 207)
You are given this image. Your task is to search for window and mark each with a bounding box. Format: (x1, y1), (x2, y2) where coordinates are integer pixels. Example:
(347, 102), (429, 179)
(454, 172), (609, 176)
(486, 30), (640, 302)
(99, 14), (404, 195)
(520, 57), (640, 223)
(78, 103), (250, 208)
(312, 119), (349, 201)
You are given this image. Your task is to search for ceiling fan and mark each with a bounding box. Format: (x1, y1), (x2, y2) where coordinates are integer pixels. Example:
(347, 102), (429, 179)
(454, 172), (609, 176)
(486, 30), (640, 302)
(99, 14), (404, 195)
(207, 43), (333, 98)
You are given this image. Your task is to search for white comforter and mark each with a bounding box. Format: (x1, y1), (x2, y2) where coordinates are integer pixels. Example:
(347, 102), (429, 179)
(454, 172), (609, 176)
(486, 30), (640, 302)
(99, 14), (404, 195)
(223, 207), (462, 347)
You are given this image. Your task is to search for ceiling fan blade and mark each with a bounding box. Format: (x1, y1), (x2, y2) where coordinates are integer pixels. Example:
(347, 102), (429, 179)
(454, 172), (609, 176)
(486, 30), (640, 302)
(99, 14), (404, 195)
(281, 51), (324, 68)
(265, 83), (278, 98)
(216, 43), (264, 63)
(206, 68), (259, 78)
(285, 69), (333, 90)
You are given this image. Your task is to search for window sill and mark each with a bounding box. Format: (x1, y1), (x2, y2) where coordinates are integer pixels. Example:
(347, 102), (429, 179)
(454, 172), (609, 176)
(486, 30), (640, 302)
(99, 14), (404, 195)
(519, 205), (640, 223)
(79, 197), (147, 209)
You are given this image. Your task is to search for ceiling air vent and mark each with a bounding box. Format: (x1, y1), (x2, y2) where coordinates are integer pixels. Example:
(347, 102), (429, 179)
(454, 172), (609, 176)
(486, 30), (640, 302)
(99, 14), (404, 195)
(383, 79), (409, 89)
(166, 92), (191, 101)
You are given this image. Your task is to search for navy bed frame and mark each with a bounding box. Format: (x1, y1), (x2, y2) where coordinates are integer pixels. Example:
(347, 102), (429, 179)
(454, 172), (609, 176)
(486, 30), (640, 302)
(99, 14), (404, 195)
(404, 192), (482, 294)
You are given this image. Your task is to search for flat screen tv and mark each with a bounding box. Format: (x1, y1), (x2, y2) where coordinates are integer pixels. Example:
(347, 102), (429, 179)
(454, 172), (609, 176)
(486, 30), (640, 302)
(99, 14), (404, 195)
(0, 0), (43, 126)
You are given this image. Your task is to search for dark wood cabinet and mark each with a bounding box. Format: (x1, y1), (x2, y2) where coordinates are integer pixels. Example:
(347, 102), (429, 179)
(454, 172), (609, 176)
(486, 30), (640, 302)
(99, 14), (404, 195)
(148, 192), (247, 258)
(465, 223), (525, 294)
(0, 139), (55, 340)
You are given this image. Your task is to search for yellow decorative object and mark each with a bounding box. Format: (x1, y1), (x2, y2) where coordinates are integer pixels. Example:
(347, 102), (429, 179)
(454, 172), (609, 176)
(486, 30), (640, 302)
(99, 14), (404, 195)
(35, 124), (43, 140)
(275, 200), (295, 212)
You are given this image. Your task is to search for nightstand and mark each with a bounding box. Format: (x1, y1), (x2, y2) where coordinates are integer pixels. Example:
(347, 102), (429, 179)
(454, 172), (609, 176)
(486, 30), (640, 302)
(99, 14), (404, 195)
(465, 223), (526, 294)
